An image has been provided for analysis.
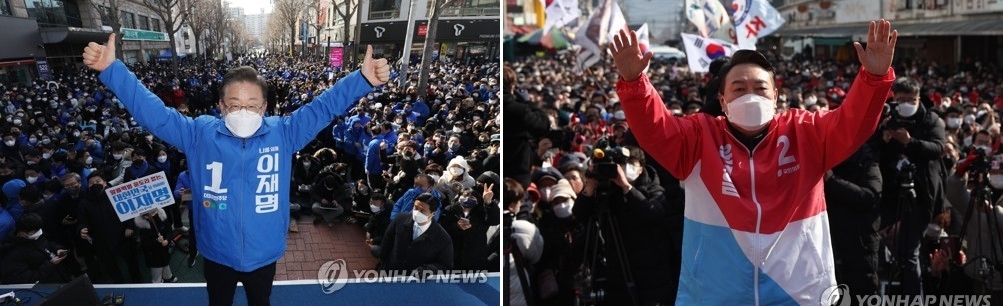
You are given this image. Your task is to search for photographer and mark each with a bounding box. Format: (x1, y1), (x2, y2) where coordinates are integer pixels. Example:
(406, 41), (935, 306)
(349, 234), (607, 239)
(876, 77), (948, 294)
(825, 141), (883, 296)
(574, 145), (671, 305)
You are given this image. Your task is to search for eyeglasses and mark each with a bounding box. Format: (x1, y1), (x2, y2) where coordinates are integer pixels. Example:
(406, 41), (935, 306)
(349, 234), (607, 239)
(225, 104), (263, 113)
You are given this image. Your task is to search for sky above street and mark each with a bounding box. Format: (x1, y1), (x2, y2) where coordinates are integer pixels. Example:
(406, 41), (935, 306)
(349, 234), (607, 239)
(230, 0), (273, 15)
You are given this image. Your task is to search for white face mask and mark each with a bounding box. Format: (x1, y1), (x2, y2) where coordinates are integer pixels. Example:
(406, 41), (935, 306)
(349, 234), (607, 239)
(450, 167), (465, 176)
(112, 153), (123, 160)
(726, 94), (775, 131)
(157, 156), (168, 163)
(965, 114), (977, 124)
(804, 95), (817, 105)
(412, 210), (430, 224)
(85, 156), (93, 165)
(429, 174), (441, 182)
(452, 127), (462, 134)
(146, 135), (154, 142)
(303, 161), (311, 167)
(978, 145), (992, 154)
(625, 163), (640, 181)
(553, 200), (574, 218)
(924, 223), (944, 239)
(991, 174), (1003, 189)
(946, 117), (962, 129)
(42, 153), (51, 159)
(224, 109), (263, 138)
(897, 102), (918, 117)
(370, 204), (381, 213)
(26, 229), (42, 240)
(4, 140), (14, 147)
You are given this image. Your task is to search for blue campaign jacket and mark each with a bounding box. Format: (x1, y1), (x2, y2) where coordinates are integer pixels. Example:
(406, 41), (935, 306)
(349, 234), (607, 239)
(99, 60), (372, 272)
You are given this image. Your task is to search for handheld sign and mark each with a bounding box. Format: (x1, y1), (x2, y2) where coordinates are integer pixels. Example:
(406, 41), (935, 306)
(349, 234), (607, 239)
(105, 171), (176, 222)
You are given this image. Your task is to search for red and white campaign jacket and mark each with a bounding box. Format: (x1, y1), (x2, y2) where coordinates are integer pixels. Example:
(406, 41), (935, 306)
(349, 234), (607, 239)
(616, 68), (894, 305)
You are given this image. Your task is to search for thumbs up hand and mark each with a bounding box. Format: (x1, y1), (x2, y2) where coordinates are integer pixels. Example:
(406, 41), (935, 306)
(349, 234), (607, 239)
(83, 33), (117, 72)
(361, 45), (391, 86)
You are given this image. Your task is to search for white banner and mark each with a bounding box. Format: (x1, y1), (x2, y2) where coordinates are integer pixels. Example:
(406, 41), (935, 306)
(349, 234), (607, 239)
(106, 171), (176, 222)
(732, 0), (786, 50)
(681, 33), (737, 73)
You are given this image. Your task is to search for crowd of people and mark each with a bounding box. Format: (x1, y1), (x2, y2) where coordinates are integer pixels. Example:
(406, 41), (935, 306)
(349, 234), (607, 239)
(0, 51), (502, 285)
(504, 48), (1003, 305)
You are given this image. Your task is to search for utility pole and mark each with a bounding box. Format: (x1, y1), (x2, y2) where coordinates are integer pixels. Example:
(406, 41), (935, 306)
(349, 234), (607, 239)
(398, 0), (418, 88)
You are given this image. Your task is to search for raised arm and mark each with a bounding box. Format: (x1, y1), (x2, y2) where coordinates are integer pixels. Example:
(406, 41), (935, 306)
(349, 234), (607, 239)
(83, 34), (197, 151)
(814, 20), (898, 170)
(610, 29), (703, 178)
(284, 46), (391, 150)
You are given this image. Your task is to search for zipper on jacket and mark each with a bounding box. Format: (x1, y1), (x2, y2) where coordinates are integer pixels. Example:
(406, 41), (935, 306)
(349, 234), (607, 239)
(239, 137), (246, 269)
(724, 129), (767, 306)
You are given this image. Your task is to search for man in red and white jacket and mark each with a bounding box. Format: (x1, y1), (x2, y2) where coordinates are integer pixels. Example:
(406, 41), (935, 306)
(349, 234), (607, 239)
(609, 20), (899, 305)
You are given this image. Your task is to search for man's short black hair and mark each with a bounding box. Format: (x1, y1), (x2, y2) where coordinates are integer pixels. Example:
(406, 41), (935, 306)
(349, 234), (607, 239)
(220, 66), (269, 100)
(891, 77), (921, 95)
(15, 213), (42, 233)
(18, 185), (41, 203)
(415, 192), (440, 212)
(716, 50), (776, 94)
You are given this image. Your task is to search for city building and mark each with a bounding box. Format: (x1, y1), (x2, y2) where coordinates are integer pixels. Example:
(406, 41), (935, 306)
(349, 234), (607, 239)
(0, 0), (177, 85)
(773, 0), (1003, 67)
(358, 0), (501, 63)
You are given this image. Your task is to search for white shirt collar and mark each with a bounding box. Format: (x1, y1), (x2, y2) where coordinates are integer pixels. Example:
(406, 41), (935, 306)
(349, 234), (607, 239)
(414, 219), (432, 237)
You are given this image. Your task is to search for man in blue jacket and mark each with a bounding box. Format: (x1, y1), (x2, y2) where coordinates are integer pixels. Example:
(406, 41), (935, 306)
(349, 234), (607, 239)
(83, 34), (390, 306)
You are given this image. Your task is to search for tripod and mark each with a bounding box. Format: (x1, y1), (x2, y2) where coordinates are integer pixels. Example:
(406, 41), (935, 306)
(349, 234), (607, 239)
(957, 156), (1003, 293)
(574, 186), (639, 306)
(886, 162), (921, 295)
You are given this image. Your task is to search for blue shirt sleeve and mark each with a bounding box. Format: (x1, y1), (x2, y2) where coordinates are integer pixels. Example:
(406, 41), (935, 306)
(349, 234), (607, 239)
(99, 60), (198, 152)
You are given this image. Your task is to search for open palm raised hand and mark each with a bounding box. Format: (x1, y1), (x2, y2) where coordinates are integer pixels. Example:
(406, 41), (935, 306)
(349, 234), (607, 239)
(609, 29), (653, 82)
(854, 19), (898, 76)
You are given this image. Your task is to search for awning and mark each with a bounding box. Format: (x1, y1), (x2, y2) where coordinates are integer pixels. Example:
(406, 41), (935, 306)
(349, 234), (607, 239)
(773, 18), (1003, 37)
(39, 27), (111, 45)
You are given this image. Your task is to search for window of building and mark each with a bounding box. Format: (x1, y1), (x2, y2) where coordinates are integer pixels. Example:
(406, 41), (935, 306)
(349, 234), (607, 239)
(138, 15), (149, 30)
(121, 11), (135, 29)
(98, 5), (113, 26)
(151, 18), (161, 32)
(430, 0), (500, 17)
(25, 0), (84, 27)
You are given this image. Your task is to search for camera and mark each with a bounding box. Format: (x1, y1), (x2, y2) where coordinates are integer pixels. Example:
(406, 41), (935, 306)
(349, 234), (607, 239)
(589, 138), (628, 184)
(882, 103), (917, 130)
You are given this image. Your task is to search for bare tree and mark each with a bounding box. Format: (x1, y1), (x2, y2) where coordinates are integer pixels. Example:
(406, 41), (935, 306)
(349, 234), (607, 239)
(204, 1), (228, 58)
(139, 0), (191, 75)
(331, 0), (358, 68)
(307, 0), (326, 56)
(274, 0), (309, 56)
(263, 13), (288, 52)
(416, 0), (461, 98)
(90, 0), (124, 60)
(185, 0), (215, 57)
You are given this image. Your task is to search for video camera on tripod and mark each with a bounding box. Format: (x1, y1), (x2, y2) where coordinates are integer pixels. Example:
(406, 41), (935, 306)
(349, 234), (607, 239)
(588, 138), (629, 192)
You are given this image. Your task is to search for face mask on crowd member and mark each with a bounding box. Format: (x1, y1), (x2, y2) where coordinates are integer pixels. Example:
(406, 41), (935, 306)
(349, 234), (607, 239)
(718, 51), (780, 136)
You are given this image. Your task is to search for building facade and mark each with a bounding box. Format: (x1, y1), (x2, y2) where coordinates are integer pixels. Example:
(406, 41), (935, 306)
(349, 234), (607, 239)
(358, 0), (501, 63)
(774, 0), (1003, 67)
(0, 0), (174, 85)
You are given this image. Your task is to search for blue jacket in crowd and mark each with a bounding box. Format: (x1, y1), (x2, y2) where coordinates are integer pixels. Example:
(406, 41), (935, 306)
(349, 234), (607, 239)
(99, 60), (373, 272)
(390, 187), (443, 222)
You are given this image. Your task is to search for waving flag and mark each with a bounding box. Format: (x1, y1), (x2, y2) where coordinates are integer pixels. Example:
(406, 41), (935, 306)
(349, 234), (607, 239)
(574, 0), (626, 71)
(703, 0), (736, 43)
(681, 32), (736, 73)
(732, 0), (786, 50)
(542, 0), (581, 35)
(685, 0), (709, 37)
